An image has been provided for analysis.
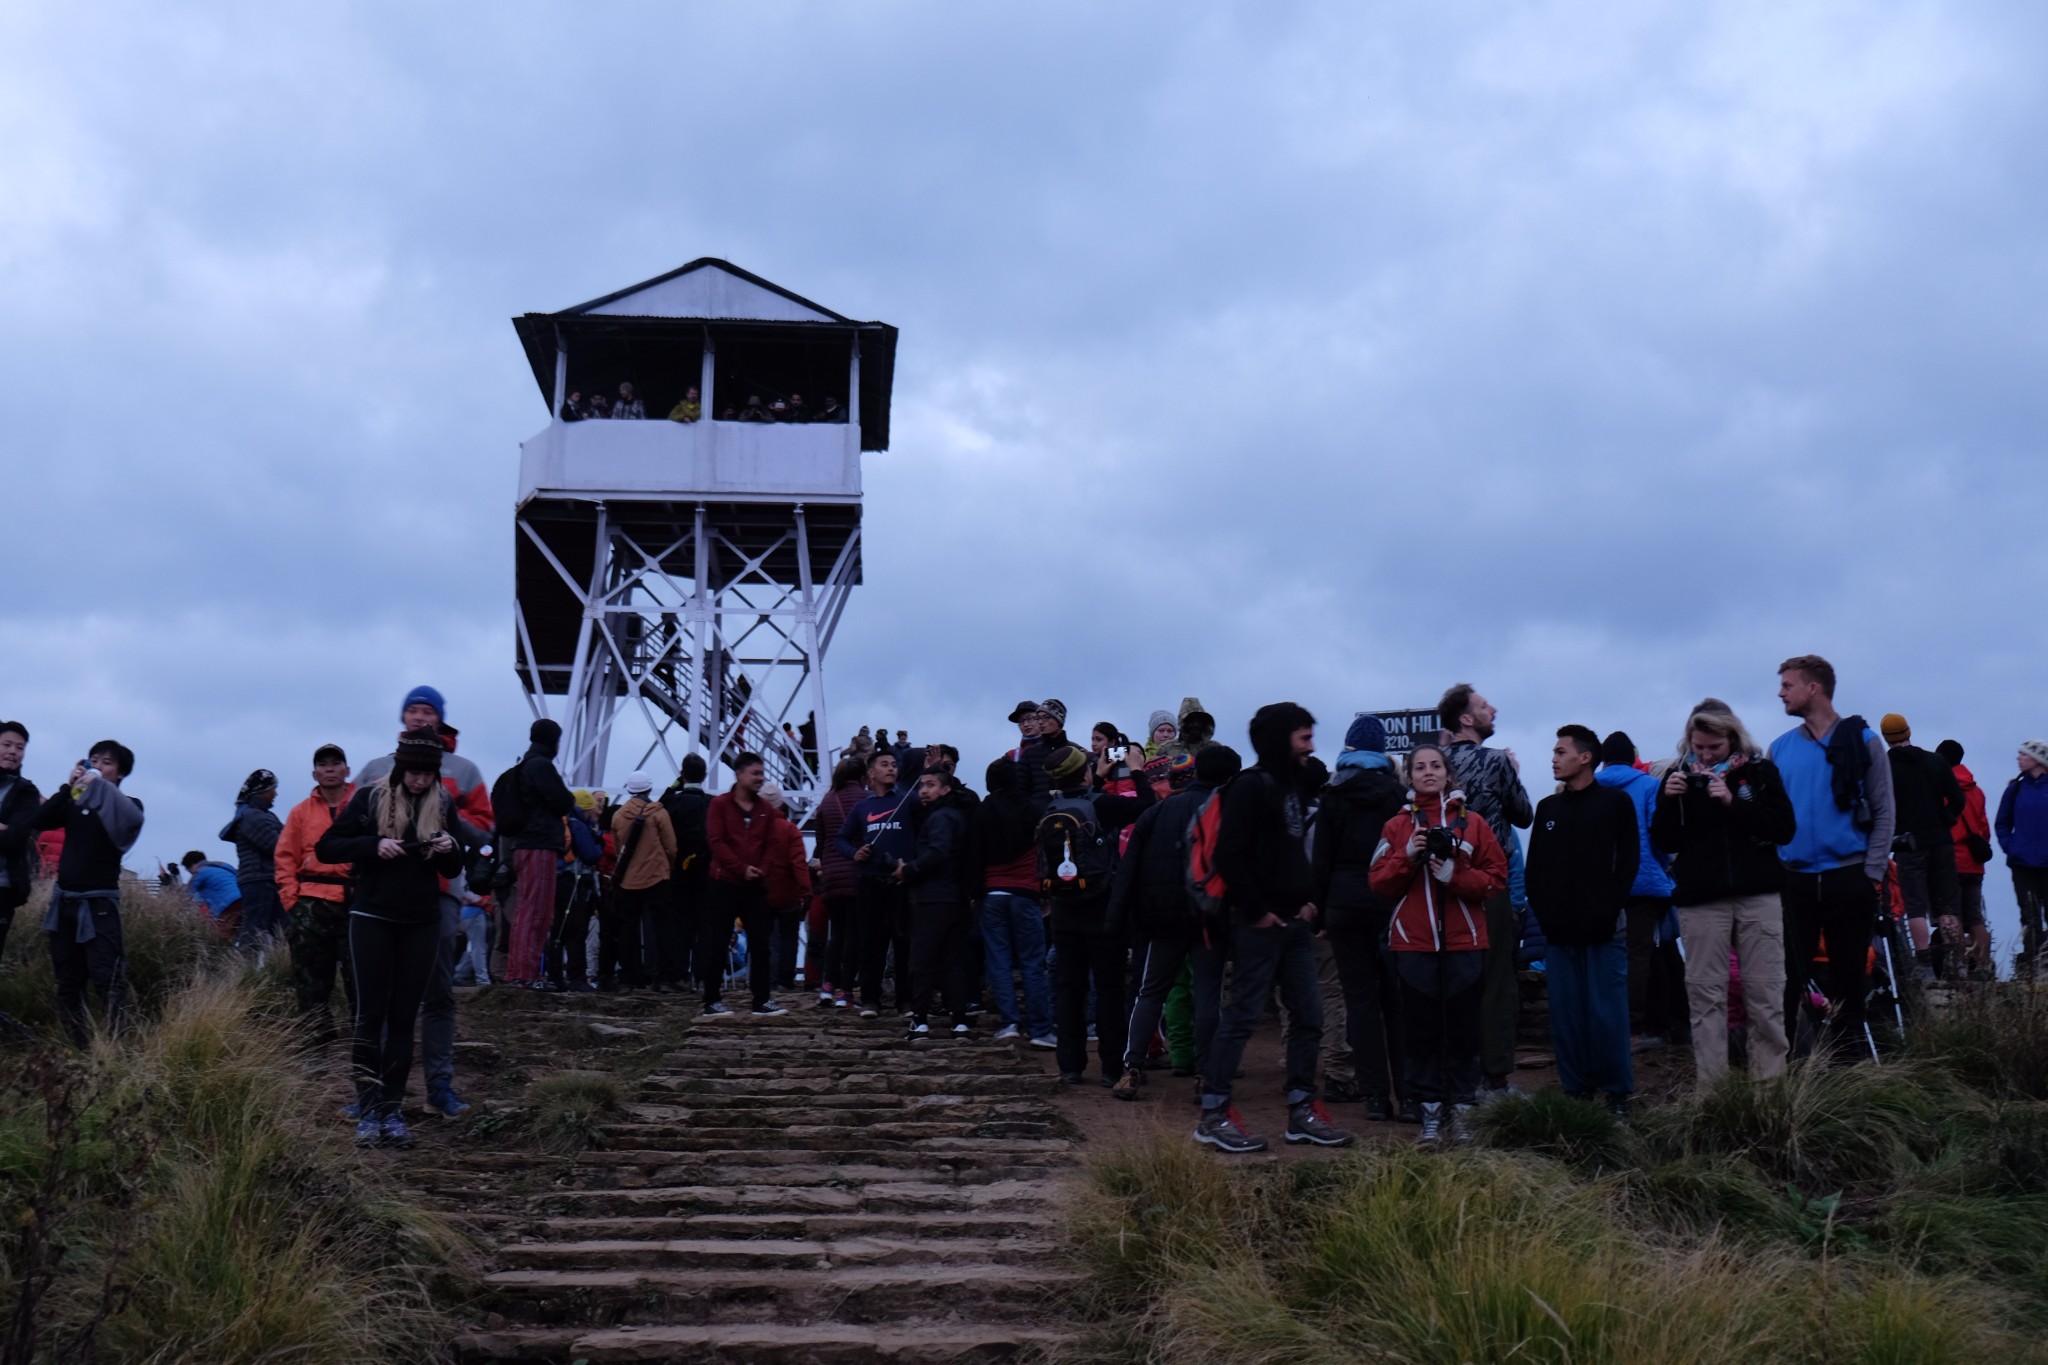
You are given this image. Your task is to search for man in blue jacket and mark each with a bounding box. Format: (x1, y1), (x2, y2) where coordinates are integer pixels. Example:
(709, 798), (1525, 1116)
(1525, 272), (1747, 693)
(1995, 739), (2048, 979)
(1595, 733), (1682, 1047)
(1769, 655), (1896, 1057)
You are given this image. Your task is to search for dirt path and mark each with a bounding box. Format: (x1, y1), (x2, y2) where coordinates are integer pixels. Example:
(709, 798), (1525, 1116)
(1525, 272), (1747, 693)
(377, 990), (1081, 1364)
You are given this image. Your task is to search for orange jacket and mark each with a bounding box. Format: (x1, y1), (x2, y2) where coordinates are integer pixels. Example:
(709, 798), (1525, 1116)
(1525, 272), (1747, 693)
(1368, 793), (1508, 953)
(275, 784), (357, 907)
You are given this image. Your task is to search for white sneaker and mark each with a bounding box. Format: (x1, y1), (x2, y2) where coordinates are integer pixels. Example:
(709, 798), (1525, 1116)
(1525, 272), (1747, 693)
(1451, 1103), (1476, 1144)
(952, 1022), (970, 1036)
(1027, 1034), (1058, 1050)
(993, 1024), (1021, 1042)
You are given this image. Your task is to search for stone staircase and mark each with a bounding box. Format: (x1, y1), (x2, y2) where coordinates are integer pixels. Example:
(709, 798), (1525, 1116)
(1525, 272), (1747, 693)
(432, 1000), (1080, 1363)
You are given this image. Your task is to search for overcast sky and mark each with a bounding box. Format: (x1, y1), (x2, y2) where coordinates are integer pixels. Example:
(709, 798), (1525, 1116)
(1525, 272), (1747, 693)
(4, 3), (2042, 945)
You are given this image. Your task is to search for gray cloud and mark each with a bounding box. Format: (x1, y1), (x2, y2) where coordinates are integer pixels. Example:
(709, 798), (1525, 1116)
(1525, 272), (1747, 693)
(2, 0), (2042, 942)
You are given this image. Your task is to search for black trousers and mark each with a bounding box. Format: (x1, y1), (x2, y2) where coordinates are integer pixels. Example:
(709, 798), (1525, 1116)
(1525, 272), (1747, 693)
(286, 896), (356, 1046)
(822, 893), (856, 990)
(908, 900), (970, 1024)
(614, 883), (670, 986)
(704, 880), (773, 1007)
(671, 873), (706, 984)
(1393, 948), (1485, 1105)
(1327, 918), (1404, 1101)
(1053, 926), (1126, 1079)
(48, 893), (128, 1047)
(347, 914), (440, 1114)
(772, 906), (802, 990)
(855, 878), (910, 1009)
(1782, 865), (1877, 1051)
(2013, 866), (2048, 976)
(595, 886), (640, 987)
(548, 870), (599, 986)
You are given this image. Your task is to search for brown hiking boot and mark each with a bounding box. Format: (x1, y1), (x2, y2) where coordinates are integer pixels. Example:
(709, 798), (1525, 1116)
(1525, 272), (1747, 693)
(1111, 1065), (1145, 1101)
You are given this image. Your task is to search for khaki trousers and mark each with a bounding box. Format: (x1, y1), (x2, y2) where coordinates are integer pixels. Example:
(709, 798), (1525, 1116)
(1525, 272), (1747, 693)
(1679, 893), (1788, 1083)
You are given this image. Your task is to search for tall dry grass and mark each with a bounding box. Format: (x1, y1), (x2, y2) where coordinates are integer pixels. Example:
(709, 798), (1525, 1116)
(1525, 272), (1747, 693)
(1070, 988), (2048, 1364)
(0, 891), (465, 1364)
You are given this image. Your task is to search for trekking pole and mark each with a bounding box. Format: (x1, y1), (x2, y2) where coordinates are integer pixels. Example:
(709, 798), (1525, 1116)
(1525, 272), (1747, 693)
(1874, 899), (1906, 1041)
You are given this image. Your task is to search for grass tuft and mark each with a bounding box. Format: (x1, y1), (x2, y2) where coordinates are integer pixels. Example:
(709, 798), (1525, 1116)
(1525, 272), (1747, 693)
(1470, 1086), (1639, 1172)
(527, 1072), (625, 1154)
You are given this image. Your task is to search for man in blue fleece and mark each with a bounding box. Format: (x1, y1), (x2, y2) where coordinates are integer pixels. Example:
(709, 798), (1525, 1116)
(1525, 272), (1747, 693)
(1769, 654), (1895, 1058)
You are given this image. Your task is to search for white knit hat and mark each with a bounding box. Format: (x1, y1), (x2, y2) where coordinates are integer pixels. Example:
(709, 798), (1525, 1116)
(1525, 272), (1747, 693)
(623, 771), (653, 794)
(2020, 740), (2048, 770)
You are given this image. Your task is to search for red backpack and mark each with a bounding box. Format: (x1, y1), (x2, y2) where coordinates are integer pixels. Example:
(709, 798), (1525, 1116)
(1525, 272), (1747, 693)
(1185, 789), (1228, 920)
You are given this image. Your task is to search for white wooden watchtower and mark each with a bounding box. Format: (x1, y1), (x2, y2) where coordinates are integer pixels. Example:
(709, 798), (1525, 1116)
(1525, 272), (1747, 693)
(510, 259), (896, 814)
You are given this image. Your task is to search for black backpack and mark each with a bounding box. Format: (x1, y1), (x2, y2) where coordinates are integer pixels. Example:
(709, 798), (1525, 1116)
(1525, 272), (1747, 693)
(1036, 794), (1112, 899)
(1824, 715), (1876, 832)
(491, 764), (531, 836)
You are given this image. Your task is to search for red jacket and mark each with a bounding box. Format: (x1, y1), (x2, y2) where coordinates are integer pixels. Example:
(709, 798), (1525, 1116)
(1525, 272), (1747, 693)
(1368, 793), (1507, 953)
(707, 791), (783, 886)
(1951, 763), (1991, 874)
(761, 817), (813, 908)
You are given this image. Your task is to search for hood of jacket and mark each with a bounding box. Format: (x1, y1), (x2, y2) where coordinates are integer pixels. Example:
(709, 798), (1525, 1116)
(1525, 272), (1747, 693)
(1177, 696), (1216, 747)
(1335, 749), (1397, 776)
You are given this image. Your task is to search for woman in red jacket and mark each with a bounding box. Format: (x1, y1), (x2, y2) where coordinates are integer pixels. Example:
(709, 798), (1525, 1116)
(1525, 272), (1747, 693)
(1368, 743), (1507, 1146)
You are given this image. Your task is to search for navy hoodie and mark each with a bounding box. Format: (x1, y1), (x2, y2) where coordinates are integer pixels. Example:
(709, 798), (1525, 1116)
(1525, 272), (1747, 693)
(834, 786), (919, 878)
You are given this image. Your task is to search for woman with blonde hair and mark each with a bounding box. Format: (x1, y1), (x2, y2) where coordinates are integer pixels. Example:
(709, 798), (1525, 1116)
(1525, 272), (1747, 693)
(317, 729), (465, 1148)
(1649, 705), (1796, 1083)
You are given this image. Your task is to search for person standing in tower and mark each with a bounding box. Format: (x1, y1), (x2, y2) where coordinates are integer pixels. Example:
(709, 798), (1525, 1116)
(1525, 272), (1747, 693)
(1437, 684), (1534, 1097)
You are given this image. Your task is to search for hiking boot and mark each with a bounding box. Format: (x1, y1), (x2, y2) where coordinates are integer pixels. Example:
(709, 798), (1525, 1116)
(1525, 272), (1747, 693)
(1194, 1105), (1268, 1154)
(1111, 1066), (1145, 1101)
(993, 1023), (1021, 1042)
(426, 1087), (470, 1119)
(1450, 1104), (1476, 1145)
(339, 1100), (362, 1122)
(1417, 1102), (1444, 1146)
(1059, 1071), (1086, 1085)
(1398, 1097), (1424, 1125)
(354, 1115), (382, 1147)
(1286, 1099), (1355, 1147)
(1028, 1034), (1058, 1050)
(858, 1003), (880, 1018)
(1322, 1078), (1366, 1104)
(701, 1001), (733, 1017)
(380, 1112), (415, 1149)
(1363, 1094), (1394, 1123)
(1606, 1095), (1632, 1123)
(752, 1001), (789, 1016)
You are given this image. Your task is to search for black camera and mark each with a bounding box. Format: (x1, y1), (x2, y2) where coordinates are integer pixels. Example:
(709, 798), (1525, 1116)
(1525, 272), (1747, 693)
(1686, 771), (1715, 795)
(1423, 826), (1458, 860)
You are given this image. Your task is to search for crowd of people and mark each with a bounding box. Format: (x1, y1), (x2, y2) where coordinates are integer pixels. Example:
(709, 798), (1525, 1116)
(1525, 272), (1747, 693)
(3, 653), (2047, 1157)
(558, 381), (848, 425)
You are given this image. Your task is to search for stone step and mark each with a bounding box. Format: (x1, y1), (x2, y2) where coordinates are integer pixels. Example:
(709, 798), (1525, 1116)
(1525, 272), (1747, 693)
(520, 1210), (1049, 1241)
(455, 1320), (1070, 1363)
(569, 1155), (1069, 1191)
(593, 1121), (1063, 1150)
(644, 1074), (1052, 1098)
(476, 1263), (1082, 1326)
(497, 1233), (1058, 1272)
(618, 1097), (1053, 1124)
(537, 1178), (1061, 1219)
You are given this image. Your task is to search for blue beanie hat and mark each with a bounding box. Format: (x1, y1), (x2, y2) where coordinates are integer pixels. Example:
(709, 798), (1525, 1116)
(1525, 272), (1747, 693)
(1343, 714), (1387, 753)
(402, 684), (446, 720)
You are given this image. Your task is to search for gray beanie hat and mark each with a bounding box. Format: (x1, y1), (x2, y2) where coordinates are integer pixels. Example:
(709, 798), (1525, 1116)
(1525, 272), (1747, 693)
(1147, 709), (1177, 738)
